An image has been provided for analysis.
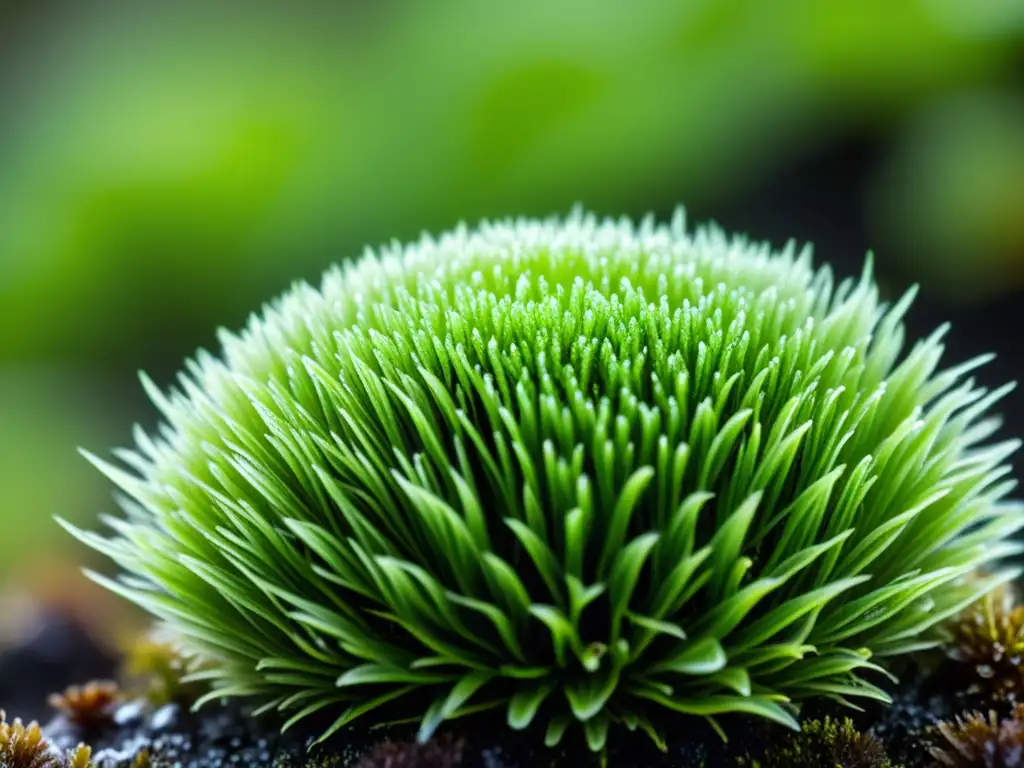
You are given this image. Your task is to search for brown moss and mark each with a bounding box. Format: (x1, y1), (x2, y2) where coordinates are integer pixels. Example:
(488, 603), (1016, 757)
(0, 710), (60, 768)
(945, 583), (1024, 703)
(929, 703), (1024, 767)
(48, 681), (120, 729)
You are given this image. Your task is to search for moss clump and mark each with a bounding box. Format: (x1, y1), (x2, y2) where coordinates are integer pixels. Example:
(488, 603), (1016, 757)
(48, 682), (120, 730)
(944, 583), (1024, 705)
(0, 710), (91, 768)
(740, 716), (898, 767)
(120, 630), (203, 706)
(1, 711), (52, 768)
(66, 212), (1024, 751)
(930, 703), (1024, 766)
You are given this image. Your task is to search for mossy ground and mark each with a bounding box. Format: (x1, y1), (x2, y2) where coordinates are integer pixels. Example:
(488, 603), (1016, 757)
(44, 701), (719, 767)
(34, 647), (1019, 768)
(5, 593), (1022, 767)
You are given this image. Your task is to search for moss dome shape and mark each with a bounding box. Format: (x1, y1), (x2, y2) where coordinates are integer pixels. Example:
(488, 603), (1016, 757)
(67, 211), (1024, 752)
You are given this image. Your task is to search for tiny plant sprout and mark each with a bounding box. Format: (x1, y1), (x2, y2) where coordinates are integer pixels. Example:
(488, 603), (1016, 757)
(64, 211), (1024, 752)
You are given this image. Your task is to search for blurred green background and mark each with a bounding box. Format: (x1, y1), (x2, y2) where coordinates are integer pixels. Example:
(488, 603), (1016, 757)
(1, 0), (1023, 632)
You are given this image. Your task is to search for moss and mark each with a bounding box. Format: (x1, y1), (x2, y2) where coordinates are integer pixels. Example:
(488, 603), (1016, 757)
(121, 630), (203, 706)
(929, 703), (1024, 767)
(48, 682), (120, 730)
(64, 745), (96, 768)
(944, 582), (1024, 706)
(0, 710), (61, 768)
(740, 717), (899, 768)
(66, 212), (1024, 750)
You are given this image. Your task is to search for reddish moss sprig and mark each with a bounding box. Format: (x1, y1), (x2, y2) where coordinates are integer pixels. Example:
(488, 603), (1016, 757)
(945, 584), (1024, 704)
(929, 703), (1024, 767)
(48, 681), (120, 729)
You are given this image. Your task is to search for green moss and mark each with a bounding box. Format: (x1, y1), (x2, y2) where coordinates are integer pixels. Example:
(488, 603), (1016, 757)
(120, 631), (204, 706)
(66, 211), (1023, 751)
(741, 717), (898, 768)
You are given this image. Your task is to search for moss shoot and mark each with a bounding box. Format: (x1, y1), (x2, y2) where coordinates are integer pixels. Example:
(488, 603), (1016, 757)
(740, 716), (898, 768)
(66, 211), (1023, 751)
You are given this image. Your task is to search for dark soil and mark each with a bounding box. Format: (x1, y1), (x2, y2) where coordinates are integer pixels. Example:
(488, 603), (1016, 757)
(43, 700), (732, 768)
(37, 679), (954, 768)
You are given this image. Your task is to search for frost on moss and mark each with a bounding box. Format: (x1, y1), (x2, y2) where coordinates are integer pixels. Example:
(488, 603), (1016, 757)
(65, 212), (1023, 751)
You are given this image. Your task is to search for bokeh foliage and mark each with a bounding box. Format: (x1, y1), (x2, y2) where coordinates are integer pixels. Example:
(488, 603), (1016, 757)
(1, 0), (1022, 588)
